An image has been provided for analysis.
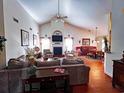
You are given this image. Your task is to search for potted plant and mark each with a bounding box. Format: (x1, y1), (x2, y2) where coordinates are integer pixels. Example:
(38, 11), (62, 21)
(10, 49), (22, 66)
(0, 36), (7, 52)
(25, 47), (35, 60)
(103, 36), (108, 52)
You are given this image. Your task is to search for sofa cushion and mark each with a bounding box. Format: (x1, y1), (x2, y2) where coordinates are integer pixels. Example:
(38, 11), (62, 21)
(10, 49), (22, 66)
(75, 58), (84, 64)
(36, 60), (60, 67)
(62, 58), (84, 65)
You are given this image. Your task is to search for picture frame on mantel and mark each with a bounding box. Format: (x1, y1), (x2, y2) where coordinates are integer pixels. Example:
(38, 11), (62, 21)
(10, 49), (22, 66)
(21, 29), (29, 46)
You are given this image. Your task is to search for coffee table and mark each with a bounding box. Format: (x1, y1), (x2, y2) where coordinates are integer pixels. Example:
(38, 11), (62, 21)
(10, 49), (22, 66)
(22, 68), (70, 93)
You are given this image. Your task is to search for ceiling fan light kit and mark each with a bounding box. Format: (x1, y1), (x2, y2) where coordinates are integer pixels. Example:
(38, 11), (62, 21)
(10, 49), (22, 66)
(55, 0), (67, 22)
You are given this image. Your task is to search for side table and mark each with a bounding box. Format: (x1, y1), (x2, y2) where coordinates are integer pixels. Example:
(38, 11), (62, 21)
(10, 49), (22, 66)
(22, 68), (70, 93)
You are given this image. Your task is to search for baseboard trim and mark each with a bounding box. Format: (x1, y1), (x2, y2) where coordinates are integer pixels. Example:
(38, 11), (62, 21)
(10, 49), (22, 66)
(104, 71), (112, 78)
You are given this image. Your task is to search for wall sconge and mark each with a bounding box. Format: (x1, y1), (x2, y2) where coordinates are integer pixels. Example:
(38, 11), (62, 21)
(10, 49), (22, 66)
(45, 34), (47, 37)
(68, 34), (70, 37)
(64, 35), (74, 39)
(0, 36), (7, 52)
(29, 27), (32, 30)
(79, 40), (81, 44)
(44, 34), (51, 39)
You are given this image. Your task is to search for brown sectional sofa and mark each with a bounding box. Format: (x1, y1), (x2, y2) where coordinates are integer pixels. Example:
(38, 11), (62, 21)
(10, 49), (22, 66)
(0, 69), (22, 93)
(0, 57), (90, 93)
(0, 70), (8, 93)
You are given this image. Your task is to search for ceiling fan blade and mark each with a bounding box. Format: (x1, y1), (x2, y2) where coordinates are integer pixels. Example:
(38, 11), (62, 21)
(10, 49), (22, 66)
(63, 16), (68, 18)
(56, 16), (61, 19)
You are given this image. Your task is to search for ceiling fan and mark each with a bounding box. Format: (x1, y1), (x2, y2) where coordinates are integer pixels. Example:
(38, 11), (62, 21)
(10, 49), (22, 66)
(55, 0), (68, 19)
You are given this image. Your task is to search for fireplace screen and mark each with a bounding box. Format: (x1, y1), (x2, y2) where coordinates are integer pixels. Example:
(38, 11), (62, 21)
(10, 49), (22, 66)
(53, 47), (62, 55)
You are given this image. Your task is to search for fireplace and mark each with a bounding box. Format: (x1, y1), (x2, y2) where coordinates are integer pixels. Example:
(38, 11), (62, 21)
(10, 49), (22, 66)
(53, 47), (62, 56)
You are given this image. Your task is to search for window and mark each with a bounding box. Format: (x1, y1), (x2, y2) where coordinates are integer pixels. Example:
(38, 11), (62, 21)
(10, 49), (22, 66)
(65, 38), (73, 52)
(41, 38), (50, 53)
(102, 39), (105, 52)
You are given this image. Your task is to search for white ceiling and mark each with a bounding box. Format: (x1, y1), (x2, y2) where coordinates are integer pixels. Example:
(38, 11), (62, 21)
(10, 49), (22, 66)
(18, 0), (112, 31)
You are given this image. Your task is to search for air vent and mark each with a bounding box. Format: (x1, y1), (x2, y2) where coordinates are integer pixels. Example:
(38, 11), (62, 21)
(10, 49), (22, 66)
(13, 17), (19, 23)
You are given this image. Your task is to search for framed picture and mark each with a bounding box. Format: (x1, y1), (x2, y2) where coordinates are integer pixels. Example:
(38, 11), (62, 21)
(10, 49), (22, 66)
(33, 34), (37, 46)
(21, 29), (29, 46)
(82, 38), (90, 45)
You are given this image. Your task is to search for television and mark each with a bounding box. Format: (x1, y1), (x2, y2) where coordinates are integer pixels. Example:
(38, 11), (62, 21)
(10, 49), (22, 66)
(52, 35), (63, 42)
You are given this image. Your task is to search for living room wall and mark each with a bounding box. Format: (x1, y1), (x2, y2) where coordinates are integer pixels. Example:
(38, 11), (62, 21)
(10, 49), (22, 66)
(0, 0), (6, 69)
(39, 20), (96, 53)
(104, 0), (124, 77)
(3, 0), (39, 65)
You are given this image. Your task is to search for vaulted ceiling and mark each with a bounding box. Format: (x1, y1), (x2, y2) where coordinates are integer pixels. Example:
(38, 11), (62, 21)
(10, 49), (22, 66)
(18, 0), (111, 33)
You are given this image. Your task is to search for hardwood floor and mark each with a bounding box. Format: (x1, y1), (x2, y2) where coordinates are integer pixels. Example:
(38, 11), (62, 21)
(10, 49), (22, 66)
(72, 56), (121, 93)
(23, 57), (122, 93)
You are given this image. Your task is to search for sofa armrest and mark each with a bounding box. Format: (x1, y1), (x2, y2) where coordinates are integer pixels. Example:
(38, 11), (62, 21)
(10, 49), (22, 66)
(63, 64), (90, 85)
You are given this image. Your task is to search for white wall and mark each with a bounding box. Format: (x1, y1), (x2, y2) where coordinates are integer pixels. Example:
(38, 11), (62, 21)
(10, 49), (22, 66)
(3, 0), (39, 64)
(39, 20), (96, 54)
(0, 0), (6, 69)
(104, 0), (124, 77)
